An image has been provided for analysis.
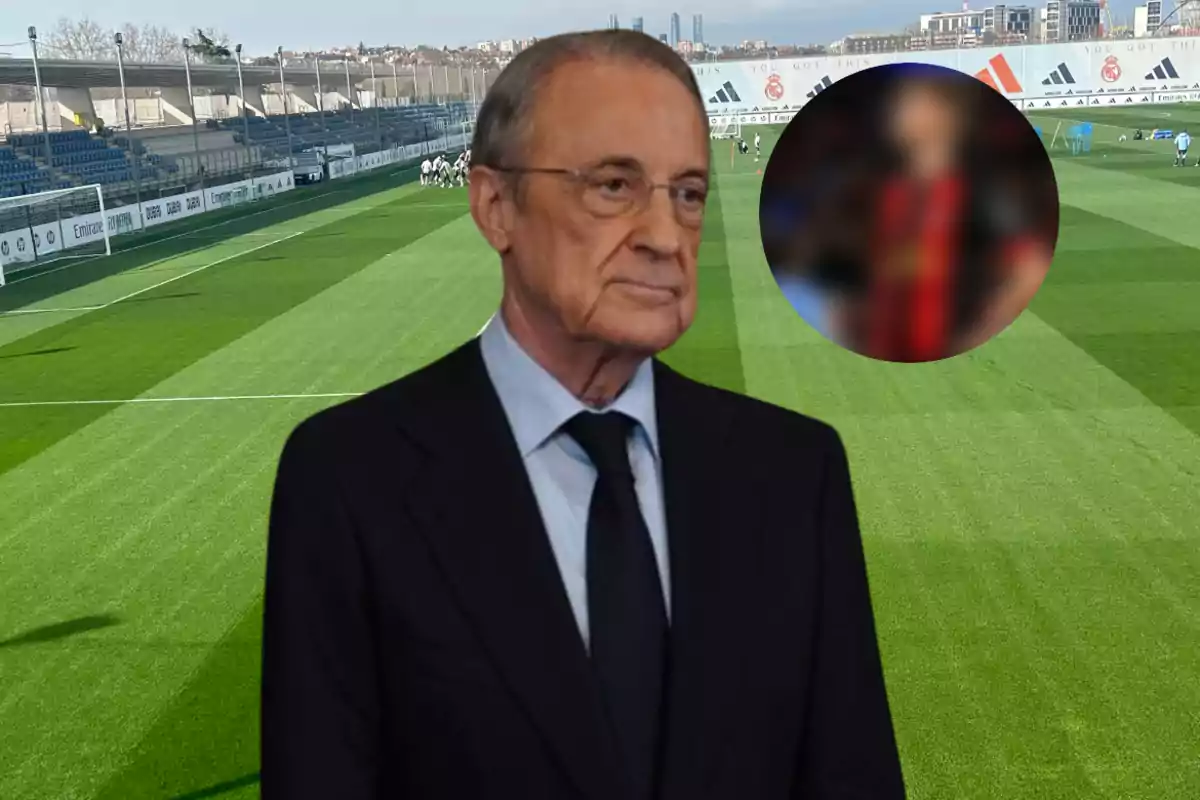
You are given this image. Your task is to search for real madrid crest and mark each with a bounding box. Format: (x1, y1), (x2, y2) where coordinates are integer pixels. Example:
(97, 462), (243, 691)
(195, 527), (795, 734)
(1100, 55), (1121, 83)
(764, 73), (785, 102)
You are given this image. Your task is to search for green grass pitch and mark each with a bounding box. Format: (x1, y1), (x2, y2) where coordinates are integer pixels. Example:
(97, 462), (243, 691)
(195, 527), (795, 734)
(1, 106), (1198, 799)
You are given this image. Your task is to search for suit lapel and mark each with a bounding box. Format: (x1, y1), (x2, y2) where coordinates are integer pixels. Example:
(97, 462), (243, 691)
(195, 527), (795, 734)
(398, 340), (623, 800)
(653, 361), (768, 800)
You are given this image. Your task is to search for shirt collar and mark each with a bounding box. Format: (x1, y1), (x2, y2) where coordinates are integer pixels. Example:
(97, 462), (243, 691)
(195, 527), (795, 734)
(478, 312), (659, 459)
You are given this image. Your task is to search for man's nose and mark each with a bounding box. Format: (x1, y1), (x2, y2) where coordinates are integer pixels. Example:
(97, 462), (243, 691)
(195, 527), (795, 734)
(629, 188), (683, 257)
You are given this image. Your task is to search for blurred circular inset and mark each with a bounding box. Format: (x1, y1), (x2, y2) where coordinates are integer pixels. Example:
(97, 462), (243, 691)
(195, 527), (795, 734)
(760, 62), (1060, 363)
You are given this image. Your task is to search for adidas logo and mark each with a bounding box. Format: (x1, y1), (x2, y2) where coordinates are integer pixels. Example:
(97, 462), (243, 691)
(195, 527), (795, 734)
(708, 81), (741, 104)
(806, 76), (832, 99)
(974, 54), (1023, 94)
(1041, 62), (1076, 86)
(1144, 58), (1180, 81)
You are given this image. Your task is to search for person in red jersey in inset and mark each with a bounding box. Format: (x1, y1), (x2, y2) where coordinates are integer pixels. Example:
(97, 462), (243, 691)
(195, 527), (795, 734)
(848, 70), (1054, 362)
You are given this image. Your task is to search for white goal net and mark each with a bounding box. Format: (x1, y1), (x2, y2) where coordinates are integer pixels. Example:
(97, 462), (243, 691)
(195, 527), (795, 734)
(710, 119), (742, 140)
(0, 184), (111, 287)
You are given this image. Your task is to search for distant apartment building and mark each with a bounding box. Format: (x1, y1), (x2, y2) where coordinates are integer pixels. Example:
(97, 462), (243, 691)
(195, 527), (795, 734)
(919, 8), (985, 47)
(1044, 0), (1102, 42)
(693, 14), (704, 45)
(659, 33), (669, 44)
(840, 34), (912, 54)
(498, 39), (519, 54)
(677, 39), (695, 54)
(983, 4), (1035, 39)
(1133, 1), (1163, 36)
(670, 13), (682, 47)
(632, 16), (644, 33)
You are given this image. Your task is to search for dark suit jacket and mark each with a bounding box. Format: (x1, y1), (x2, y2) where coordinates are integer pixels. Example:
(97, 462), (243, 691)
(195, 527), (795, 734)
(260, 338), (905, 799)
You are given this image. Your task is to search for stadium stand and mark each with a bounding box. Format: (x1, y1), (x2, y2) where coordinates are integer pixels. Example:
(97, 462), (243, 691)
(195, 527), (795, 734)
(216, 102), (473, 158)
(1, 129), (166, 198)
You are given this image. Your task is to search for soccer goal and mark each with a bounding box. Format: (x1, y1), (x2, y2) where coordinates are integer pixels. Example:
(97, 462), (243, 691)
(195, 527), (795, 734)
(0, 184), (112, 287)
(710, 118), (742, 140)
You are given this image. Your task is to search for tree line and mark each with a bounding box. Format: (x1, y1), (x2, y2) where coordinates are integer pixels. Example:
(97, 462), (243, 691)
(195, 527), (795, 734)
(38, 18), (234, 64)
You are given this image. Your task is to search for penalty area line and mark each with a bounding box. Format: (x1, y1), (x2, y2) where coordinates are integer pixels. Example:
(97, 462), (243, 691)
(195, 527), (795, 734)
(0, 392), (365, 409)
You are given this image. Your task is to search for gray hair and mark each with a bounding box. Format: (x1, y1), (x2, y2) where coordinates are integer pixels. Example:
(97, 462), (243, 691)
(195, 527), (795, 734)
(470, 29), (709, 169)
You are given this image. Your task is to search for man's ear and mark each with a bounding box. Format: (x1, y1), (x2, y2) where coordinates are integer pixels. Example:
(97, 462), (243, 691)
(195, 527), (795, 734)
(469, 166), (516, 255)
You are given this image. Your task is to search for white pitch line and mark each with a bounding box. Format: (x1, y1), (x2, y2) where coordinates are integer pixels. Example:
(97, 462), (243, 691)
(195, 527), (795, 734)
(477, 314), (494, 337)
(102, 230), (306, 307)
(0, 392), (364, 409)
(0, 305), (105, 315)
(0, 230), (305, 318)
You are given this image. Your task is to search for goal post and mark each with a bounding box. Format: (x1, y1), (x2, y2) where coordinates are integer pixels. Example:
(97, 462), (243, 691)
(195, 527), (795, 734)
(0, 184), (112, 286)
(710, 118), (743, 141)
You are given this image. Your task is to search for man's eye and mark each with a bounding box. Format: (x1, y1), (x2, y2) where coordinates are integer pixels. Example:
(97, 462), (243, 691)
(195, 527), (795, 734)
(596, 177), (633, 194)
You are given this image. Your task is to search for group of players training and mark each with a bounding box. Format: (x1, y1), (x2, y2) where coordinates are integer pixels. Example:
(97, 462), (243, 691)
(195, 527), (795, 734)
(420, 149), (472, 187)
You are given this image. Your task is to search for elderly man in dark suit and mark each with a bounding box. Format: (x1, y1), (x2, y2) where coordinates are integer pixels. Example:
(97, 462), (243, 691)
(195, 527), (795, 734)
(261, 28), (906, 800)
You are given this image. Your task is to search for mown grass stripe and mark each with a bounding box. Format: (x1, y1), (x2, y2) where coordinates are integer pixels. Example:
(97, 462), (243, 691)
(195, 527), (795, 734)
(0, 185), (466, 479)
(0, 165), (421, 314)
(659, 166), (746, 394)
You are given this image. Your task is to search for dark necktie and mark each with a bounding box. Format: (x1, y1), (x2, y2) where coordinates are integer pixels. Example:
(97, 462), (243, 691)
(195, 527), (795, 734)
(563, 411), (669, 800)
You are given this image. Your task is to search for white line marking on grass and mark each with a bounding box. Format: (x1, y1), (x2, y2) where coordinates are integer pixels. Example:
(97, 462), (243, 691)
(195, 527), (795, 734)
(477, 314), (494, 337)
(0, 305), (106, 315)
(0, 392), (364, 408)
(0, 230), (305, 317)
(103, 230), (305, 307)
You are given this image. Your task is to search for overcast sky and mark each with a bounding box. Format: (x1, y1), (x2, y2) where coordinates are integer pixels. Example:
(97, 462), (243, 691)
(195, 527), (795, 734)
(1, 0), (1141, 59)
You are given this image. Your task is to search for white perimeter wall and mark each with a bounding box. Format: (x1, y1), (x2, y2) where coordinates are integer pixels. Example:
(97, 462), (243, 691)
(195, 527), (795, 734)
(695, 37), (1200, 125)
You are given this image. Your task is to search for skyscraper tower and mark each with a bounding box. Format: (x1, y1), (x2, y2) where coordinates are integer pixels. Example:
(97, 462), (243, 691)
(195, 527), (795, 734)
(608, 13), (619, 29)
(693, 13), (704, 44)
(670, 12), (681, 46)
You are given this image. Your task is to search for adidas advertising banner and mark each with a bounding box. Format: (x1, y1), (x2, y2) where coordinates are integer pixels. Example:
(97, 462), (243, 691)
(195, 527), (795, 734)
(694, 36), (1200, 115)
(251, 171), (296, 199)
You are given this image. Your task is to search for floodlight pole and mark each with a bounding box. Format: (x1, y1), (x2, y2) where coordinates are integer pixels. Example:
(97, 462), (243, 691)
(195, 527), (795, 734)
(370, 60), (382, 151)
(278, 47), (295, 170)
(428, 64), (435, 103)
(115, 32), (143, 225)
(344, 59), (354, 121)
(391, 61), (399, 109)
(181, 37), (204, 190)
(235, 44), (252, 171)
(470, 68), (477, 111)
(411, 63), (418, 103)
(26, 27), (53, 165)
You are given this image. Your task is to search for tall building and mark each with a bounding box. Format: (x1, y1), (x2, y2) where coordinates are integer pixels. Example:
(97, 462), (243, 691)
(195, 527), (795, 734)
(919, 8), (986, 46)
(693, 14), (704, 44)
(659, 33), (669, 44)
(982, 5), (1035, 38)
(632, 16), (645, 33)
(670, 13), (682, 47)
(1044, 0), (1101, 42)
(608, 13), (619, 29)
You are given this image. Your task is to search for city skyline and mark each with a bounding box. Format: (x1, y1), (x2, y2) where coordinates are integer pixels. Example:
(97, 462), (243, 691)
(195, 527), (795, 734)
(1, 0), (1147, 59)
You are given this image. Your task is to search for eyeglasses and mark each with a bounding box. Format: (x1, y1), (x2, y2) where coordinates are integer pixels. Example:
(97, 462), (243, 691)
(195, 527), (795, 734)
(493, 163), (709, 229)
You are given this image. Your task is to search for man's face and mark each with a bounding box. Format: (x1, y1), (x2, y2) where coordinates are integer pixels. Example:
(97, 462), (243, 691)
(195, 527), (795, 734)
(501, 58), (709, 355)
(887, 79), (963, 164)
